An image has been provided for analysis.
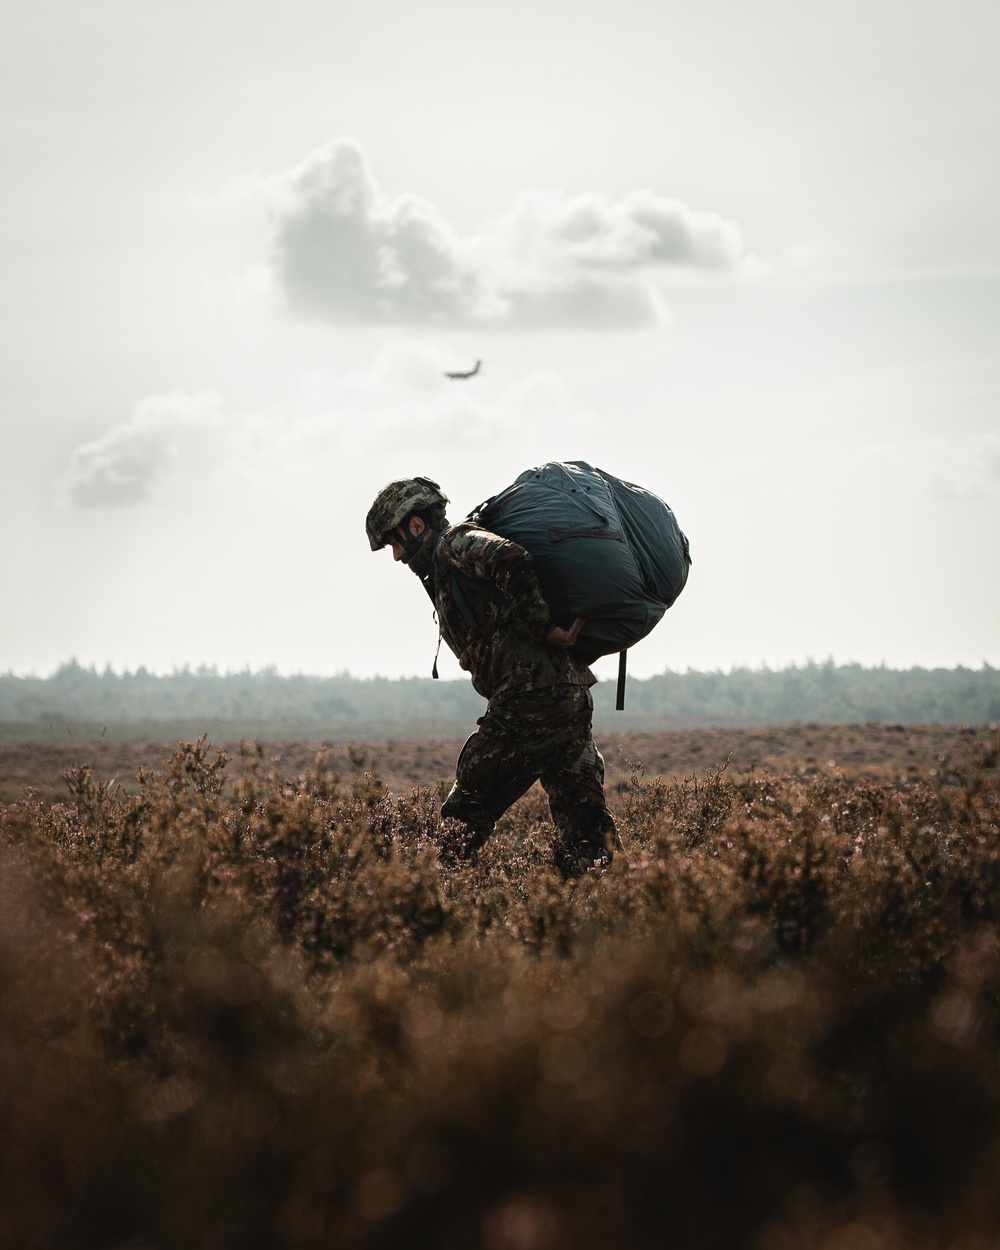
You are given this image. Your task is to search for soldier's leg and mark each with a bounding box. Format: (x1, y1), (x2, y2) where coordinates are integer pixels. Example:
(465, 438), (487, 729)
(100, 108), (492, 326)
(540, 690), (621, 877)
(440, 713), (541, 861)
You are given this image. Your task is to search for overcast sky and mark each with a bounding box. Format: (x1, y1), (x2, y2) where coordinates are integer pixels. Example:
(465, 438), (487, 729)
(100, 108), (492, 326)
(3, 0), (998, 682)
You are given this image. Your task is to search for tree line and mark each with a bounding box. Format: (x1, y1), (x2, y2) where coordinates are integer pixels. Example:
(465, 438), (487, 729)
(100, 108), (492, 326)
(1, 659), (998, 724)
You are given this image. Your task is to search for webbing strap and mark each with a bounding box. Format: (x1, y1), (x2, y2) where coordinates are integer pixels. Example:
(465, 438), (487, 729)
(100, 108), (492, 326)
(616, 649), (627, 711)
(434, 545), (505, 632)
(448, 573), (481, 632)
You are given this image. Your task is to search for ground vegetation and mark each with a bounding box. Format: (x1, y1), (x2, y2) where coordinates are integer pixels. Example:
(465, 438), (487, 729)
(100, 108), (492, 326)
(1, 725), (999, 1248)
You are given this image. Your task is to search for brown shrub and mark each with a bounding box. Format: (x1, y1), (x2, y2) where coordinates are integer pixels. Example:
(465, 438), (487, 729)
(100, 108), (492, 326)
(0, 730), (998, 1249)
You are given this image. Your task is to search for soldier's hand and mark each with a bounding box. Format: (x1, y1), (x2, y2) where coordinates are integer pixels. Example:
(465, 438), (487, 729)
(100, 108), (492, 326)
(546, 618), (585, 648)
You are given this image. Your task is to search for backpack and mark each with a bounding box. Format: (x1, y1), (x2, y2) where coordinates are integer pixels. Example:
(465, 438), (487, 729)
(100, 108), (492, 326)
(468, 461), (691, 708)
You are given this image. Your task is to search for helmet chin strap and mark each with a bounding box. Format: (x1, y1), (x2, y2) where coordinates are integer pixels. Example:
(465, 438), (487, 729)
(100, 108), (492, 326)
(387, 523), (423, 564)
(406, 528), (436, 577)
(399, 538), (421, 564)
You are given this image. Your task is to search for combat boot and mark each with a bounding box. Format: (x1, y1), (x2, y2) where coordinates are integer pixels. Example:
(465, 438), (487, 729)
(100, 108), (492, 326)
(553, 813), (621, 879)
(437, 821), (492, 868)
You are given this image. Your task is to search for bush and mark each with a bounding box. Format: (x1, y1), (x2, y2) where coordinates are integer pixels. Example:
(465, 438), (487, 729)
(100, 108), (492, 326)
(0, 731), (998, 1249)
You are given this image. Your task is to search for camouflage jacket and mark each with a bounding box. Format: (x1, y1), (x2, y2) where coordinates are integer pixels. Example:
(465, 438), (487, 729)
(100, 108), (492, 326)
(427, 521), (594, 702)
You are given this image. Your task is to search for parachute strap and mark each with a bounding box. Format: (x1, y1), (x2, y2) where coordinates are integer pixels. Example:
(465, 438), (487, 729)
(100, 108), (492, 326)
(434, 544), (506, 633)
(616, 650), (627, 711)
(432, 627), (443, 679)
(448, 573), (481, 632)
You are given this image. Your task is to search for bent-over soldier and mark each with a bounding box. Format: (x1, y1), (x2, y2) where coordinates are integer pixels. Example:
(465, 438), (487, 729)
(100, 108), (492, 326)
(366, 476), (620, 875)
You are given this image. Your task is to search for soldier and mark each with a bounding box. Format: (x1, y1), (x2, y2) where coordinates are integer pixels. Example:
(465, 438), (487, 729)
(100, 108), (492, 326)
(366, 476), (620, 876)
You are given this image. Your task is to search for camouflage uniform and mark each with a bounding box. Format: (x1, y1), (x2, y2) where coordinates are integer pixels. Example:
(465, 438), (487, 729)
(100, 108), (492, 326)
(429, 521), (619, 873)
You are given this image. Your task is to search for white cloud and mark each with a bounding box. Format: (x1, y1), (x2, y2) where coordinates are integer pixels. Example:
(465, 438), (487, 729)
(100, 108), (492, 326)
(268, 342), (592, 460)
(859, 432), (1000, 500)
(263, 139), (753, 329)
(60, 391), (227, 507)
(267, 142), (482, 324)
(59, 343), (600, 507)
(482, 188), (745, 272)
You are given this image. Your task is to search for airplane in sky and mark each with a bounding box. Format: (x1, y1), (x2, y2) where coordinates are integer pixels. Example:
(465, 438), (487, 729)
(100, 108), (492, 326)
(444, 359), (481, 380)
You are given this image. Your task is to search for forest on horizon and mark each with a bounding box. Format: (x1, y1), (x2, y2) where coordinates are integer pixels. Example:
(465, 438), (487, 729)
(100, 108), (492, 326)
(1, 659), (997, 727)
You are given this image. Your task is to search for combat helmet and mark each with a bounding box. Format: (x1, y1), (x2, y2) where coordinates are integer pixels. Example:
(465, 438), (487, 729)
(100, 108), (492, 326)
(366, 476), (449, 551)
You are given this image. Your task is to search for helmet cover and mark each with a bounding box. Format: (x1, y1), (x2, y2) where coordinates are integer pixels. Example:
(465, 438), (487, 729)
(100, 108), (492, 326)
(366, 476), (449, 551)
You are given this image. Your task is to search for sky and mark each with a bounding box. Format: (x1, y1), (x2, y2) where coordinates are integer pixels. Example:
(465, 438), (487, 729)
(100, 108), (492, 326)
(3, 0), (999, 684)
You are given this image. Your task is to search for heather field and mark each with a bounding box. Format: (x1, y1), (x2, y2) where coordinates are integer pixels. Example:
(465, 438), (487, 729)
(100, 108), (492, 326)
(1, 723), (999, 1249)
(0, 721), (976, 804)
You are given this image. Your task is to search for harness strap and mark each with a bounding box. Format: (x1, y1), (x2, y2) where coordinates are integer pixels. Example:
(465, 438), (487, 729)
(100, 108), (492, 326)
(433, 543), (505, 633)
(448, 571), (482, 632)
(616, 649), (627, 711)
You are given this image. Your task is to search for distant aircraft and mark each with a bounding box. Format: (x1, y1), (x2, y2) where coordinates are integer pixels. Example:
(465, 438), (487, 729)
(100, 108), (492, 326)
(444, 359), (481, 380)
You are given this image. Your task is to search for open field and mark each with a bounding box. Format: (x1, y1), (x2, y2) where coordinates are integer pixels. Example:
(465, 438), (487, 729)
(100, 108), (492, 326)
(0, 720), (981, 804)
(1, 722), (998, 1248)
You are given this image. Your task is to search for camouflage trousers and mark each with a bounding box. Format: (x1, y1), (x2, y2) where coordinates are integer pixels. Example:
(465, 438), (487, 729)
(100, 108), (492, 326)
(440, 685), (620, 875)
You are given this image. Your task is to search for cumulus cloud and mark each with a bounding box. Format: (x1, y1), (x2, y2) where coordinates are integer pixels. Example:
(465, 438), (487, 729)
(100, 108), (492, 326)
(61, 392), (227, 507)
(270, 341), (591, 459)
(859, 432), (1000, 499)
(264, 139), (753, 329)
(60, 343), (599, 507)
(270, 142), (482, 324)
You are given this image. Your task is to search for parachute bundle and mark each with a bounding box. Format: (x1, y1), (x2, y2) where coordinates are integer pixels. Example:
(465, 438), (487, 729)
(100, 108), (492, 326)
(469, 461), (690, 707)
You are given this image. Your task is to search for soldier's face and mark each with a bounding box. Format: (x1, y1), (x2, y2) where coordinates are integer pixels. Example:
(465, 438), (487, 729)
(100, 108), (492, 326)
(387, 515), (426, 562)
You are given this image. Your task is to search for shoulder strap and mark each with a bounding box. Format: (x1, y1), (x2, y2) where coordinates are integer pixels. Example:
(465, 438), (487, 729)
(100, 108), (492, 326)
(433, 539), (506, 633)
